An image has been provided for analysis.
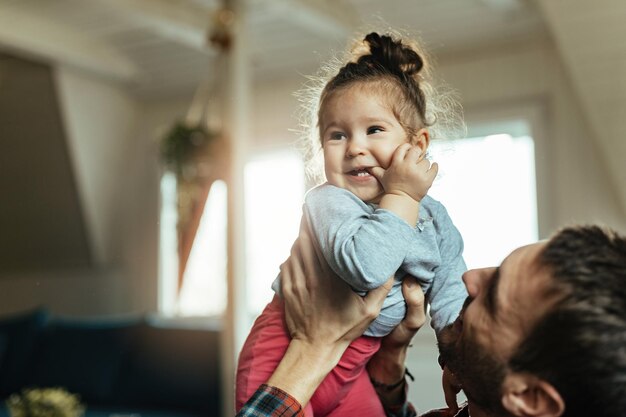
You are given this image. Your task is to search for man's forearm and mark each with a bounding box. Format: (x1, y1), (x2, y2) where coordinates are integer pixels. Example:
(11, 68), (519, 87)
(367, 344), (410, 408)
(267, 339), (348, 406)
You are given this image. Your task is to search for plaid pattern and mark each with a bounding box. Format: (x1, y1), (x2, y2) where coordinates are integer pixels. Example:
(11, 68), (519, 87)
(237, 384), (304, 417)
(237, 384), (440, 417)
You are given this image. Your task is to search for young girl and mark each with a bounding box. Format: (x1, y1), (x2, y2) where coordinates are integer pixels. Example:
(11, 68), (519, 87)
(236, 32), (467, 416)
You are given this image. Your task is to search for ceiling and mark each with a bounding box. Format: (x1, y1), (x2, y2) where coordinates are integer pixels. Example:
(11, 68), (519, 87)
(0, 0), (624, 213)
(0, 0), (547, 98)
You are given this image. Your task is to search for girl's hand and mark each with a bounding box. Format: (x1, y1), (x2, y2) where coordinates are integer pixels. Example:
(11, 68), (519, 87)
(370, 143), (438, 203)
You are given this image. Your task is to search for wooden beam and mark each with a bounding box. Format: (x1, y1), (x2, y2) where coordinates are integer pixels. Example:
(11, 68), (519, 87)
(219, 0), (252, 414)
(0, 4), (138, 82)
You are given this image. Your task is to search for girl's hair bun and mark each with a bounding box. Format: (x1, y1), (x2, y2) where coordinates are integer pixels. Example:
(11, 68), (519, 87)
(361, 32), (424, 77)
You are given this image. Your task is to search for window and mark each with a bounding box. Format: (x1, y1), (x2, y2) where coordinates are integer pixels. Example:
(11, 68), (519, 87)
(158, 171), (178, 316)
(158, 174), (228, 317)
(429, 131), (538, 267)
(176, 180), (228, 316)
(244, 150), (305, 316)
(159, 150), (305, 319)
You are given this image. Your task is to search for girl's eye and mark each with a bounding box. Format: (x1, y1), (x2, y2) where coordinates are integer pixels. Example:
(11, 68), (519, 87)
(367, 126), (384, 135)
(329, 132), (346, 141)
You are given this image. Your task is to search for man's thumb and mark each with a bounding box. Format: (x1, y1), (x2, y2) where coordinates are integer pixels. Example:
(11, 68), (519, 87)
(369, 166), (385, 181)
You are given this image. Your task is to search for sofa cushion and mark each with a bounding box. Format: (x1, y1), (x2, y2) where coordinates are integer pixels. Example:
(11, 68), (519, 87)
(0, 308), (48, 396)
(26, 317), (143, 404)
(113, 324), (221, 415)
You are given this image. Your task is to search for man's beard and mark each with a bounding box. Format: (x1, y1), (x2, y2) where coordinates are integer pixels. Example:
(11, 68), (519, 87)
(438, 314), (509, 415)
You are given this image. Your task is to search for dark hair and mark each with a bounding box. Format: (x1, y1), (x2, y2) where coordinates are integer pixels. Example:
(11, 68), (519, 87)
(509, 225), (626, 417)
(297, 31), (464, 183)
(318, 32), (428, 138)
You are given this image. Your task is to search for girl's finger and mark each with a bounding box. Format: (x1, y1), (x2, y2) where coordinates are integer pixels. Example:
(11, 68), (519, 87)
(427, 161), (439, 181)
(405, 145), (422, 164)
(391, 143), (411, 164)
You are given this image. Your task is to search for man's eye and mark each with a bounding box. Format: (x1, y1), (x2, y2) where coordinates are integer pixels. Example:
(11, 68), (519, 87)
(367, 126), (384, 135)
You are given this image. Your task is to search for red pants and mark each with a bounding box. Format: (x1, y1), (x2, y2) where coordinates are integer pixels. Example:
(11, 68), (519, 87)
(236, 296), (386, 417)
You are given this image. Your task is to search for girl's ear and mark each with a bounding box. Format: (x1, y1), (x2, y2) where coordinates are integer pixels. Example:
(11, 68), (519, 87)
(411, 128), (430, 154)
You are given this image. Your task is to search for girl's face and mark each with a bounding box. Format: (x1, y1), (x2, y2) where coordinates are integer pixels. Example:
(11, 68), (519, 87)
(319, 85), (426, 203)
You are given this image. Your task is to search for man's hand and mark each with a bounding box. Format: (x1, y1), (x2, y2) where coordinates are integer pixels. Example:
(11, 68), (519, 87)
(367, 276), (426, 409)
(442, 365), (462, 414)
(280, 216), (392, 348)
(267, 216), (393, 405)
(370, 143), (438, 203)
(380, 277), (427, 352)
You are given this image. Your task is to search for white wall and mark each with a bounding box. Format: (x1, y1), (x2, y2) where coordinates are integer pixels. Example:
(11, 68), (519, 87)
(56, 67), (139, 266)
(438, 40), (625, 235)
(0, 67), (153, 317)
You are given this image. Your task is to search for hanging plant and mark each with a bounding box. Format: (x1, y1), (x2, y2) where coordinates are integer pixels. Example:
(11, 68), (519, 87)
(160, 121), (217, 180)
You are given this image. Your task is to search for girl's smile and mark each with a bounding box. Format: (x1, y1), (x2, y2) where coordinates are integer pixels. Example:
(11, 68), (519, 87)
(320, 85), (410, 203)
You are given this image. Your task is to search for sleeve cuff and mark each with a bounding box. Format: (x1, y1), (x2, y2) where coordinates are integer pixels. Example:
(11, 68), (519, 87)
(239, 384), (304, 417)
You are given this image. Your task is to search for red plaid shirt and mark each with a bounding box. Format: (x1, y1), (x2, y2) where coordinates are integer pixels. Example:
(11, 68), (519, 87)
(236, 384), (429, 417)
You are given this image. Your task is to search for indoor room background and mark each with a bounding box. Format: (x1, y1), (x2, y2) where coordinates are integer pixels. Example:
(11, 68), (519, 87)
(0, 0), (625, 415)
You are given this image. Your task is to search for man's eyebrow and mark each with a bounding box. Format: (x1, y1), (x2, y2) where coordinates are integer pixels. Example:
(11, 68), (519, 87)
(485, 267), (500, 315)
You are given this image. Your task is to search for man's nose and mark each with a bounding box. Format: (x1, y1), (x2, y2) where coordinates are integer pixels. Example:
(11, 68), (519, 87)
(462, 267), (495, 298)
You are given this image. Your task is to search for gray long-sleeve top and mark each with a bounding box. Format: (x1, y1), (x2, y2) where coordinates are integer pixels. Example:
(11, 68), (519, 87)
(273, 183), (467, 336)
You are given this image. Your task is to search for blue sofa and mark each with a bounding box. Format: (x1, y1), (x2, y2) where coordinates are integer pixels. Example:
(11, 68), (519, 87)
(0, 309), (222, 417)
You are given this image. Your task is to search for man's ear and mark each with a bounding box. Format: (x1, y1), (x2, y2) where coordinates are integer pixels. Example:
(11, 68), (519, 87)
(410, 128), (429, 154)
(501, 373), (565, 417)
